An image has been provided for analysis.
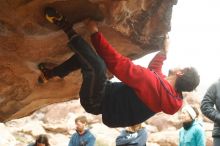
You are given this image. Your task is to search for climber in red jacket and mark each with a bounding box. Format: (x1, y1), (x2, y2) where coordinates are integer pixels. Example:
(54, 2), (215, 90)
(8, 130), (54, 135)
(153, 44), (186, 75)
(39, 7), (200, 127)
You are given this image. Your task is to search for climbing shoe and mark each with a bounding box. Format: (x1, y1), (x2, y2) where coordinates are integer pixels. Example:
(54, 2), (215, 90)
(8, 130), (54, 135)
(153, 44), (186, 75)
(38, 63), (52, 84)
(44, 6), (78, 39)
(44, 6), (68, 28)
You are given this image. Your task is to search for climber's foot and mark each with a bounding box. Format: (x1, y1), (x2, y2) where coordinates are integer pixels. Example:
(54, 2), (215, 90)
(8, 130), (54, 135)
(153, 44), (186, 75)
(38, 63), (52, 84)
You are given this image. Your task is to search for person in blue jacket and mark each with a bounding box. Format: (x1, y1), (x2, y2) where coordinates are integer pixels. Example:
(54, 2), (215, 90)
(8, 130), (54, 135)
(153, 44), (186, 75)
(68, 116), (95, 146)
(116, 123), (147, 146)
(179, 105), (206, 146)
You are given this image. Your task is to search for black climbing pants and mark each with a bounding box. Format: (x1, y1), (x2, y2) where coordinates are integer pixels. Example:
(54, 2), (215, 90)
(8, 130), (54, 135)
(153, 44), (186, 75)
(55, 34), (156, 127)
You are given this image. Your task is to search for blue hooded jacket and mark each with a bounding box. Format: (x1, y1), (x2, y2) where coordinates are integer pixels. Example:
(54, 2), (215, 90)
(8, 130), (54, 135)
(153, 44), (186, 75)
(68, 129), (95, 146)
(116, 127), (147, 146)
(179, 120), (205, 146)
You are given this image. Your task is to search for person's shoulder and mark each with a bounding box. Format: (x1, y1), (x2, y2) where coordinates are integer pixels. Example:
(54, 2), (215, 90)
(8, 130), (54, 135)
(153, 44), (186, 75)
(138, 127), (147, 133)
(86, 129), (92, 133)
(137, 127), (147, 137)
(192, 121), (204, 131)
(27, 143), (35, 146)
(206, 80), (219, 93)
(86, 129), (95, 136)
(211, 79), (220, 87)
(179, 127), (185, 133)
(215, 79), (220, 86)
(118, 129), (129, 136)
(85, 129), (96, 140)
(70, 131), (79, 138)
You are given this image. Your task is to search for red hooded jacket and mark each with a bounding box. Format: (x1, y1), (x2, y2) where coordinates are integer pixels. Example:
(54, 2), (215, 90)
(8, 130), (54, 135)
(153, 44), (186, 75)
(91, 32), (183, 114)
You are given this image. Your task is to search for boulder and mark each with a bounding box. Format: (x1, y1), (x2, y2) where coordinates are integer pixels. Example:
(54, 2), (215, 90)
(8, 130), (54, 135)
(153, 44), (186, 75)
(0, 0), (177, 122)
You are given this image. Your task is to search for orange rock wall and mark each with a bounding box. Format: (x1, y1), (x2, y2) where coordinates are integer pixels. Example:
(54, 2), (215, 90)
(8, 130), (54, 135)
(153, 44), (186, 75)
(0, 0), (177, 121)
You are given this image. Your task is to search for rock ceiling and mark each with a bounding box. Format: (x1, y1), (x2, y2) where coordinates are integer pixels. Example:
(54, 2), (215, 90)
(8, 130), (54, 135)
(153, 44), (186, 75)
(0, 0), (177, 122)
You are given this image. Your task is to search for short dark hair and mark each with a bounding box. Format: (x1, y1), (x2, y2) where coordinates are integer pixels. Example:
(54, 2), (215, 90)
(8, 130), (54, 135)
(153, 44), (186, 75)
(175, 67), (200, 92)
(75, 116), (88, 124)
(34, 134), (50, 146)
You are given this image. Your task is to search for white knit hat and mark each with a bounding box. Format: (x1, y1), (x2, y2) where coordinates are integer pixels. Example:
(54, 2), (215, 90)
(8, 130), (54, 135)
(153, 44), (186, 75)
(181, 105), (197, 120)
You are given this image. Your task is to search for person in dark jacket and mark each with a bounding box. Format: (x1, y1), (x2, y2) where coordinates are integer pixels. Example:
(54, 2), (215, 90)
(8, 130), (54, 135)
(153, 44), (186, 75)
(68, 116), (95, 146)
(201, 79), (220, 146)
(39, 7), (200, 128)
(116, 123), (147, 146)
(28, 134), (50, 146)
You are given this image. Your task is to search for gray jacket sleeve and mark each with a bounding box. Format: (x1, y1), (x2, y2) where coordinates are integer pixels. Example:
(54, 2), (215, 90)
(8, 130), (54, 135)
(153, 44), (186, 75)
(201, 82), (220, 123)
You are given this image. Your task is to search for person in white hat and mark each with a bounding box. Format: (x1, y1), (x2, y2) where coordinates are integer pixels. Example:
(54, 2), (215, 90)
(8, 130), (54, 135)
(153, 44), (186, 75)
(178, 105), (205, 146)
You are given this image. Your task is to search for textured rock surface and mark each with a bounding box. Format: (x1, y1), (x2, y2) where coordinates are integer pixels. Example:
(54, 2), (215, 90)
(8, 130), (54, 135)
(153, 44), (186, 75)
(0, 0), (177, 121)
